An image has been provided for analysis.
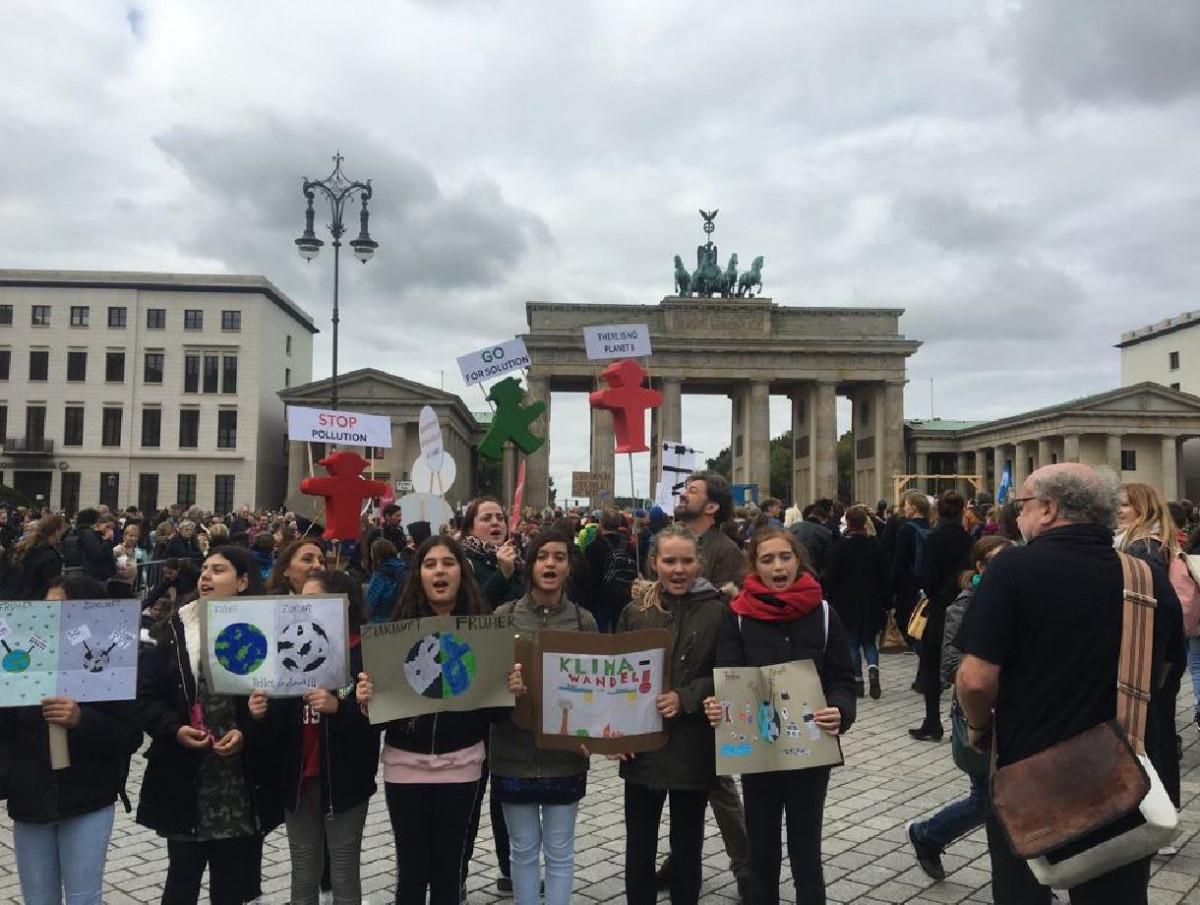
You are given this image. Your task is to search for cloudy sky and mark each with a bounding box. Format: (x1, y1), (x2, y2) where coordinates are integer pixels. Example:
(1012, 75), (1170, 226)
(3, 1), (1199, 503)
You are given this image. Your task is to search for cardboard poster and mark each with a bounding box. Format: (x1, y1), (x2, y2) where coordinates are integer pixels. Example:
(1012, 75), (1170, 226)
(0, 599), (140, 707)
(583, 323), (653, 360)
(360, 613), (517, 723)
(519, 629), (671, 754)
(202, 595), (350, 697)
(713, 659), (843, 775)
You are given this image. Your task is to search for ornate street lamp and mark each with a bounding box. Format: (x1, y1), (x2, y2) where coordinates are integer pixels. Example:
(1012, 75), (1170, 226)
(294, 152), (377, 410)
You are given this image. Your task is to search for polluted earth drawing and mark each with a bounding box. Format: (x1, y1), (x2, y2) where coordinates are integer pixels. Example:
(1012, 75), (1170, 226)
(278, 621), (331, 673)
(1, 639), (34, 673)
(404, 632), (478, 700)
(214, 622), (269, 676)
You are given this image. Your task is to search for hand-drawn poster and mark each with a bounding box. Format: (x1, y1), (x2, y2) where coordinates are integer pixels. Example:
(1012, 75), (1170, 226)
(713, 659), (843, 775)
(525, 629), (671, 754)
(360, 613), (517, 723)
(203, 595), (349, 697)
(0, 599), (140, 707)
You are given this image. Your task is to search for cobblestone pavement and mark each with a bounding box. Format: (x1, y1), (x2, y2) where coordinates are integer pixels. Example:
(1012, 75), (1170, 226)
(3, 651), (1199, 904)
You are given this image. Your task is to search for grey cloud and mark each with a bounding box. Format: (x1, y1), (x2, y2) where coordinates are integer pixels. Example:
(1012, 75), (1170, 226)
(891, 189), (1021, 251)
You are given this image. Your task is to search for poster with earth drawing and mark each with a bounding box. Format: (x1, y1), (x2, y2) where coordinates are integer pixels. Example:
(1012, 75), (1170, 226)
(359, 612), (517, 723)
(202, 595), (349, 697)
(713, 658), (843, 776)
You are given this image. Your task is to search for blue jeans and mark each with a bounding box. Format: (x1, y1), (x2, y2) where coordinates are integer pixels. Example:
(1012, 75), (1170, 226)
(501, 801), (578, 905)
(910, 772), (987, 854)
(13, 804), (115, 905)
(845, 630), (879, 677)
(1189, 636), (1200, 716)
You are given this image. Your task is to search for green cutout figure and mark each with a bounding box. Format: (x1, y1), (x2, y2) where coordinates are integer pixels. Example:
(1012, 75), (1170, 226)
(478, 377), (546, 460)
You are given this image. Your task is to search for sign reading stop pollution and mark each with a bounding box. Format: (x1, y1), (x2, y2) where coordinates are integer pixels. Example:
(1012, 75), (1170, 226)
(457, 338), (532, 387)
(572, 471), (613, 497)
(583, 324), (652, 361)
(287, 405), (393, 447)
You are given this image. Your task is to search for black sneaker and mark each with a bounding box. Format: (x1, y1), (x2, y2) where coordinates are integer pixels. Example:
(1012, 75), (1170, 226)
(907, 822), (946, 881)
(655, 856), (673, 890)
(855, 679), (866, 698)
(495, 876), (513, 895)
(869, 667), (881, 699)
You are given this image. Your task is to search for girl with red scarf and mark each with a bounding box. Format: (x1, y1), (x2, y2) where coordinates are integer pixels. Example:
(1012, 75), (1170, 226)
(704, 527), (856, 905)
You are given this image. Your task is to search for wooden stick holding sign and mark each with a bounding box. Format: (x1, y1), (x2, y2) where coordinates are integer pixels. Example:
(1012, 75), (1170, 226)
(49, 724), (70, 770)
(511, 461), (526, 534)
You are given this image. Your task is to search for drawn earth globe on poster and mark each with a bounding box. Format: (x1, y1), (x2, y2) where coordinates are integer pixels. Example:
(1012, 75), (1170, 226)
(214, 622), (268, 675)
(2, 647), (31, 673)
(278, 621), (330, 673)
(404, 632), (478, 699)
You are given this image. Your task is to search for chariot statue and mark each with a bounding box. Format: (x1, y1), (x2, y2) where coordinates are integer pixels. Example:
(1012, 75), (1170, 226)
(671, 209), (765, 298)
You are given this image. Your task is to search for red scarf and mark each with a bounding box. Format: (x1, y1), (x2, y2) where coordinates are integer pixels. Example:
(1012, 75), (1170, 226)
(731, 572), (823, 622)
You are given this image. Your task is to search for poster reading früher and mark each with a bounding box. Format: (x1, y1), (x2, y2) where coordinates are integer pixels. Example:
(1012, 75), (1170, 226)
(531, 629), (672, 754)
(202, 595), (350, 697)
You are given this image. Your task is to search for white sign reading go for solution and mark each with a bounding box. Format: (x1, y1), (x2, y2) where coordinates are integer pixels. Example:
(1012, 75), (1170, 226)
(456, 338), (532, 387)
(287, 406), (393, 447)
(583, 324), (653, 361)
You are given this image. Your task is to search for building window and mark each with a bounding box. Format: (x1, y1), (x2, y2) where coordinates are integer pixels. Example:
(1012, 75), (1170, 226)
(99, 472), (120, 512)
(286, 335), (292, 355)
(0, 349), (9, 380)
(138, 473), (159, 514)
(0, 405), (6, 442)
(63, 406), (85, 446)
(1171, 382), (1181, 391)
(221, 310), (241, 331)
(144, 352), (164, 384)
(179, 409), (199, 448)
(29, 350), (48, 381)
(214, 475), (235, 514)
(1121, 450), (1137, 471)
(177, 474), (197, 508)
(61, 472), (81, 515)
(222, 356), (238, 394)
(147, 308), (166, 329)
(184, 354), (199, 393)
(217, 410), (237, 449)
(70, 306), (89, 327)
(184, 310), (203, 330)
(1169, 351), (1180, 371)
(108, 306), (127, 328)
(101, 408), (123, 447)
(0, 305), (11, 325)
(105, 351), (125, 383)
(285, 367), (291, 388)
(66, 350), (87, 382)
(32, 305), (51, 326)
(203, 355), (219, 393)
(25, 405), (46, 442)
(141, 408), (161, 448)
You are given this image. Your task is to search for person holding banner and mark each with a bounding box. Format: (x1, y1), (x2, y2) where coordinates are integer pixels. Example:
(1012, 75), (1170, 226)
(357, 535), (509, 905)
(136, 546), (282, 905)
(494, 529), (598, 905)
(615, 524), (727, 905)
(702, 527), (857, 905)
(1, 574), (143, 905)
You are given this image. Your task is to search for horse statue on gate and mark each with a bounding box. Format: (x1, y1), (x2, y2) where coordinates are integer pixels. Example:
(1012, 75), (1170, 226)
(737, 255), (765, 297)
(673, 255), (691, 296)
(691, 242), (723, 296)
(720, 253), (739, 298)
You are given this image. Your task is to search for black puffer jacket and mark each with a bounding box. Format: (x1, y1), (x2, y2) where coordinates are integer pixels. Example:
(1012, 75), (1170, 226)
(1, 544), (63, 600)
(135, 602), (284, 838)
(616, 580), (725, 792)
(0, 701), (143, 823)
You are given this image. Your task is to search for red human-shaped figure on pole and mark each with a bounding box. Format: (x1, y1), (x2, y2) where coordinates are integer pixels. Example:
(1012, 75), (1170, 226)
(300, 451), (389, 542)
(588, 359), (662, 454)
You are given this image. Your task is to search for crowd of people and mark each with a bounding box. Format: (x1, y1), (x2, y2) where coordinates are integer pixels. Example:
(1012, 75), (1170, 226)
(0, 463), (1197, 905)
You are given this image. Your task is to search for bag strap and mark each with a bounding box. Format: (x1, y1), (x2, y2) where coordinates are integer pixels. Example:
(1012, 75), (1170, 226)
(1115, 552), (1156, 754)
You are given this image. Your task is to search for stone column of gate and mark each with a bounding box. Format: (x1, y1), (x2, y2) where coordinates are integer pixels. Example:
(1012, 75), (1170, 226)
(992, 445), (1007, 497)
(1037, 437), (1053, 472)
(1014, 441), (1031, 489)
(748, 381), (771, 494)
(590, 405), (615, 507)
(1106, 434), (1123, 474)
(522, 375), (551, 511)
(1063, 433), (1081, 463)
(729, 383), (749, 483)
(879, 382), (906, 505)
(649, 378), (682, 494)
(502, 443), (517, 510)
(813, 381), (838, 500)
(790, 386), (812, 507)
(1162, 436), (1179, 500)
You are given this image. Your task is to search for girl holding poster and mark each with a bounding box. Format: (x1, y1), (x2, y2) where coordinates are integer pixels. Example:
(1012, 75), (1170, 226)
(1, 574), (143, 905)
(357, 535), (507, 905)
(615, 524), (726, 905)
(493, 529), (598, 905)
(136, 546), (282, 905)
(703, 528), (857, 905)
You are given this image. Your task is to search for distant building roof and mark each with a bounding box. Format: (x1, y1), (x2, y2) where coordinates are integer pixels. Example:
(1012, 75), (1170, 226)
(472, 411), (495, 425)
(905, 419), (985, 433)
(1117, 308), (1200, 349)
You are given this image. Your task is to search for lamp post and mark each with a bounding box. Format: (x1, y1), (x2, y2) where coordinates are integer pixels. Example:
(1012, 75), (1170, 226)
(295, 152), (378, 411)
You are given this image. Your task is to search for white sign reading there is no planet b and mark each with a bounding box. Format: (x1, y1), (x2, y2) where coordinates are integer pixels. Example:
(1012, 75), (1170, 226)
(583, 323), (653, 361)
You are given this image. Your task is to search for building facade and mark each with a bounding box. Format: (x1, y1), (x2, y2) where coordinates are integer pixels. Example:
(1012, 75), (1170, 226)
(0, 270), (316, 513)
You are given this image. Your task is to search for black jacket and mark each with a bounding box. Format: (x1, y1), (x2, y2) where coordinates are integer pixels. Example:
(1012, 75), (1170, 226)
(788, 520), (832, 577)
(890, 517), (930, 610)
(78, 528), (116, 583)
(135, 604), (284, 838)
(268, 642), (381, 815)
(823, 533), (889, 635)
(465, 548), (525, 609)
(715, 603), (858, 736)
(0, 701), (143, 823)
(920, 519), (974, 615)
(1, 544), (62, 600)
(164, 535), (202, 562)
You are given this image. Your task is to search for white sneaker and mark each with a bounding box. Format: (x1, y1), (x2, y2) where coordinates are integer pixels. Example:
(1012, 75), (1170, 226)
(319, 893), (333, 905)
(1157, 845), (1178, 857)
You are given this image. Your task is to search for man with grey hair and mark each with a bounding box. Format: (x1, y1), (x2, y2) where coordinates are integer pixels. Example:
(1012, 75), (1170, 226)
(956, 464), (1180, 904)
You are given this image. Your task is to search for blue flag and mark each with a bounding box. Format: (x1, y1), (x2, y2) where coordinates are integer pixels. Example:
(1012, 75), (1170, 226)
(997, 462), (1012, 504)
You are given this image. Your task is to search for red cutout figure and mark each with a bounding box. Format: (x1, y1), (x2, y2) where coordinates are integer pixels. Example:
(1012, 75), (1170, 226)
(300, 451), (389, 542)
(588, 360), (662, 454)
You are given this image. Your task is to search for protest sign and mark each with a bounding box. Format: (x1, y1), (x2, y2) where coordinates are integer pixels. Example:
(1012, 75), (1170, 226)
(571, 471), (612, 497)
(202, 595), (350, 696)
(654, 440), (697, 511)
(457, 338), (532, 387)
(582, 324), (652, 361)
(0, 599), (140, 707)
(360, 613), (517, 723)
(287, 405), (393, 447)
(713, 658), (843, 775)
(521, 629), (671, 754)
